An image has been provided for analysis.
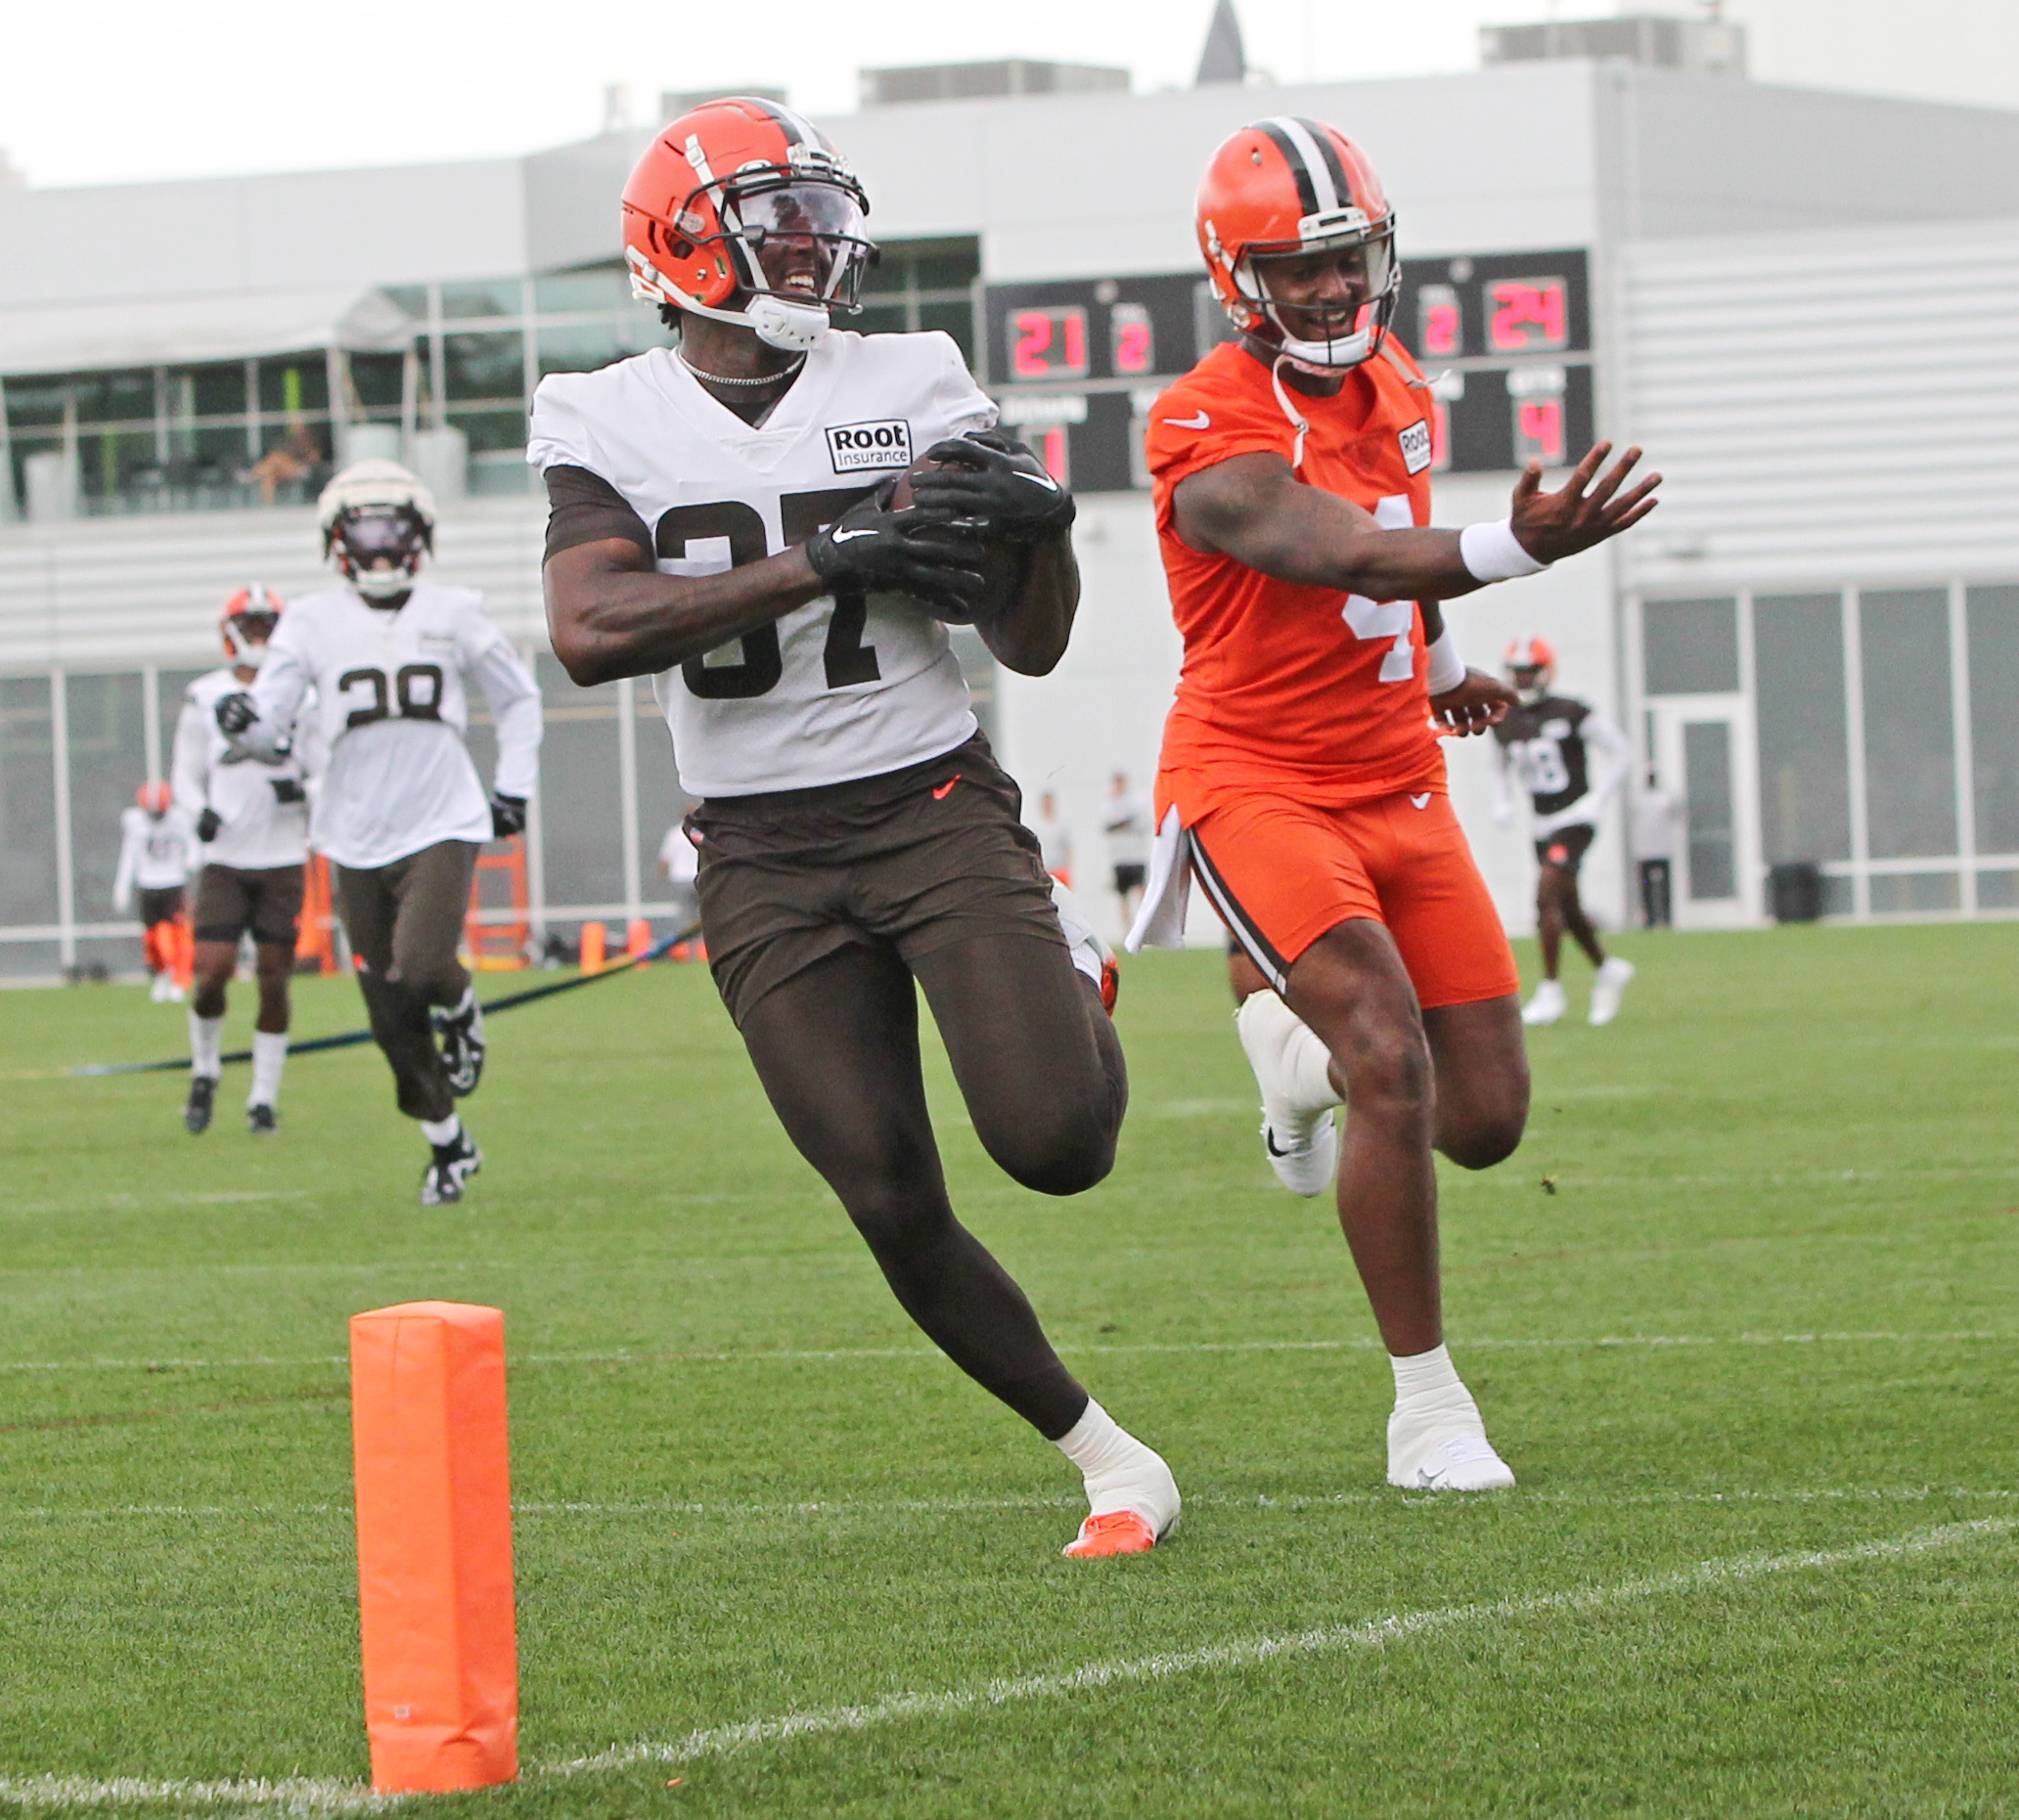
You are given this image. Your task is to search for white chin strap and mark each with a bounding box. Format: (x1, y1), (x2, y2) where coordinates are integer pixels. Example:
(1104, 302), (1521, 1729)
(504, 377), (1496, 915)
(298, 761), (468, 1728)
(683, 292), (831, 351)
(1276, 324), (1379, 376)
(231, 644), (268, 671)
(353, 566), (417, 600)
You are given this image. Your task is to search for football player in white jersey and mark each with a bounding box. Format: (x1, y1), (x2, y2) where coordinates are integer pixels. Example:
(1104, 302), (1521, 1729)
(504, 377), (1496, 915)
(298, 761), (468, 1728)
(531, 97), (1179, 1558)
(215, 462), (543, 1205)
(112, 782), (199, 1001)
(172, 587), (325, 1135)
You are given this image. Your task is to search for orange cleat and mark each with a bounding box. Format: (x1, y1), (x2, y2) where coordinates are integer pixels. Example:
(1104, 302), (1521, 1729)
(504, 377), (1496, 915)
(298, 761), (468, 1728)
(1062, 1510), (1159, 1558)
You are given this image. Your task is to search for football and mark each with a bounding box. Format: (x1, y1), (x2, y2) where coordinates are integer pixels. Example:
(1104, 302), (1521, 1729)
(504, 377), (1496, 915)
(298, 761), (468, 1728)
(887, 456), (1013, 626)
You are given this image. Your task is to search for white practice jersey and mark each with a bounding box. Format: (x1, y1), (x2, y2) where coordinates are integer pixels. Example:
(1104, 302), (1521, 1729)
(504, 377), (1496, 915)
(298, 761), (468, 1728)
(172, 668), (323, 871)
(527, 330), (995, 798)
(113, 805), (198, 907)
(230, 582), (543, 869)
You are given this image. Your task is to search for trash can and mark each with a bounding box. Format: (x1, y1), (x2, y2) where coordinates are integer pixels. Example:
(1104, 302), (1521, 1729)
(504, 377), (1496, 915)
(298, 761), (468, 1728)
(1769, 862), (1823, 923)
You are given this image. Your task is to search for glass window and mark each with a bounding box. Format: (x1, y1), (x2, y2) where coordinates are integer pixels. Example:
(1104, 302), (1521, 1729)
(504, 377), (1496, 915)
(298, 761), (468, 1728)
(0, 940), (62, 980)
(1869, 871), (1959, 913)
(904, 240), (980, 293)
(918, 299), (977, 367)
(0, 675), (59, 926)
(635, 708), (688, 910)
(533, 653), (625, 911)
(1967, 585), (2019, 855)
(853, 302), (909, 337)
(1753, 593), (1851, 865)
(177, 362), (251, 422)
(535, 319), (658, 380)
(449, 407), (529, 455)
(5, 374), (68, 429)
(256, 357), (330, 416)
(381, 285), (430, 320)
(347, 352), (406, 413)
(1682, 720), (1736, 899)
(440, 278), (525, 320)
(1861, 588), (1955, 860)
(67, 673), (150, 918)
(533, 265), (632, 315)
(72, 369), (155, 425)
(1642, 597), (1738, 694)
(1978, 869), (2019, 910)
(444, 332), (525, 403)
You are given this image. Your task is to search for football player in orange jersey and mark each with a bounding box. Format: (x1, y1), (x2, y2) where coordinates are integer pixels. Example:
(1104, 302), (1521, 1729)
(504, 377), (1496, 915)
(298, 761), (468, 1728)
(1130, 116), (1659, 1490)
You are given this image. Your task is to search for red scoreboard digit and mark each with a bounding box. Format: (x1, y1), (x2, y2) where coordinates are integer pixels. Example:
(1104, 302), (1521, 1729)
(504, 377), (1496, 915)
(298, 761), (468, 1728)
(1110, 302), (1154, 377)
(1010, 305), (1091, 380)
(1486, 278), (1569, 354)
(1416, 284), (1461, 359)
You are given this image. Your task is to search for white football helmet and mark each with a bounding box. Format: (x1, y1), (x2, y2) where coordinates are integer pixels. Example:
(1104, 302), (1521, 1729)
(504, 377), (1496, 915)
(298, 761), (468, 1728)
(318, 460), (436, 601)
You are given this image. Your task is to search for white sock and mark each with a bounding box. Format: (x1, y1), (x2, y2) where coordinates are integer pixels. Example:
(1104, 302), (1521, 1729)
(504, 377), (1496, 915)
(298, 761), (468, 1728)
(188, 1011), (224, 1081)
(248, 1031), (288, 1108)
(1239, 991), (1340, 1112)
(421, 1113), (463, 1147)
(1054, 1398), (1181, 1531)
(1389, 1343), (1484, 1431)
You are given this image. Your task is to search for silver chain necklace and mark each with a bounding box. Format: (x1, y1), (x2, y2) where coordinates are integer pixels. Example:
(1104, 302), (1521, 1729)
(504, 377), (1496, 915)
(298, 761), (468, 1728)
(677, 349), (805, 388)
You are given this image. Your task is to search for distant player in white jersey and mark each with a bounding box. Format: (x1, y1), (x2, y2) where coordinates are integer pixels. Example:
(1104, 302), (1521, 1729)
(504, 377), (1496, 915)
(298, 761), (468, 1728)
(530, 97), (1178, 1558)
(172, 586), (325, 1135)
(215, 462), (543, 1205)
(112, 782), (199, 1001)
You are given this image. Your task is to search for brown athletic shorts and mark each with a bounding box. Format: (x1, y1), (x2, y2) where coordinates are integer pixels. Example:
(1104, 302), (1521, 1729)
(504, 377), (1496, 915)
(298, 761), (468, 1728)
(194, 862), (305, 948)
(692, 732), (1065, 1026)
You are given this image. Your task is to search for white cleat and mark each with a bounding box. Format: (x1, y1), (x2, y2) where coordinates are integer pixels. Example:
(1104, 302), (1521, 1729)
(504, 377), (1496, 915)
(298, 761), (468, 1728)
(1050, 878), (1118, 1012)
(1588, 955), (1637, 1026)
(1388, 1421), (1517, 1491)
(1521, 978), (1567, 1026)
(1234, 992), (1341, 1197)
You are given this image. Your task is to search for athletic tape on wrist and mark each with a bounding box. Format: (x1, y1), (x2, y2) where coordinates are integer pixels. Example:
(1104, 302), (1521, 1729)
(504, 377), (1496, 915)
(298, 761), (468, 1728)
(1424, 626), (1466, 694)
(1459, 518), (1549, 583)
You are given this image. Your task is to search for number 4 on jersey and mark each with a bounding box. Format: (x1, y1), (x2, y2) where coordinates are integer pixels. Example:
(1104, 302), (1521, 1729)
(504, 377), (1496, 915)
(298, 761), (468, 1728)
(1340, 495), (1418, 683)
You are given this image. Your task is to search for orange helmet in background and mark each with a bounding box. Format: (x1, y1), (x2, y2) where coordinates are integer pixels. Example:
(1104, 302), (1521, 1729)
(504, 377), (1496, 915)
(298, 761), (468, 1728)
(1196, 116), (1400, 374)
(621, 96), (875, 352)
(1504, 636), (1556, 704)
(137, 781), (172, 815)
(220, 585), (284, 667)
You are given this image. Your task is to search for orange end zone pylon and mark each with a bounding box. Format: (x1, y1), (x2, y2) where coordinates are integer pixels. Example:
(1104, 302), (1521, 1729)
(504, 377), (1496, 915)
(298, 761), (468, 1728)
(349, 1301), (518, 1794)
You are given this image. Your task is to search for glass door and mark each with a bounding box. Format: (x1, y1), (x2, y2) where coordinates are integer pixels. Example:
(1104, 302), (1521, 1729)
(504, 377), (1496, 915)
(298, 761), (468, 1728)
(1649, 699), (1760, 927)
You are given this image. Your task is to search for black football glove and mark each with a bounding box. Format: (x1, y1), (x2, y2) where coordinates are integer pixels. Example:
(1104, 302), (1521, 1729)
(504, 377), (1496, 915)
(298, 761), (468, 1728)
(908, 431), (1076, 543)
(489, 792), (528, 839)
(805, 483), (989, 617)
(214, 690), (257, 736)
(195, 807), (223, 842)
(270, 777), (307, 806)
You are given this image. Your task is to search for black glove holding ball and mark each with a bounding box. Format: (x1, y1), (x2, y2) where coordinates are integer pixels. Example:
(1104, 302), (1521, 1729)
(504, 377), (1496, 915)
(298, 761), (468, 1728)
(214, 690), (257, 736)
(907, 430), (1076, 543)
(805, 484), (990, 622)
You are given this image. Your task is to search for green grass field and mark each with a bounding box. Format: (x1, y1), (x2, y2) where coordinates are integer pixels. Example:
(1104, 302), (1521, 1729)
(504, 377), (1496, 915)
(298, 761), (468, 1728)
(3, 924), (2017, 1817)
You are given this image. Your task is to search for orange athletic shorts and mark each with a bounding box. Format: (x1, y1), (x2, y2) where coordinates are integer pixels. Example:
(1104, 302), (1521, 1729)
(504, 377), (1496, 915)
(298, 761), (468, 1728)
(1187, 788), (1519, 1009)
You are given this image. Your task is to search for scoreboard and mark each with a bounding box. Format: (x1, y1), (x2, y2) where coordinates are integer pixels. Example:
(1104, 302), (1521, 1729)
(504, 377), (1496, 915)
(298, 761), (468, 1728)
(981, 249), (1593, 492)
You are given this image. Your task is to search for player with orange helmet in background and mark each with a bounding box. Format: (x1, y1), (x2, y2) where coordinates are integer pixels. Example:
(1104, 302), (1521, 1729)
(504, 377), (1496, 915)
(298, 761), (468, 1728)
(1128, 116), (1661, 1490)
(113, 781), (198, 1002)
(533, 96), (1179, 1558)
(170, 586), (323, 1135)
(1491, 635), (1637, 1027)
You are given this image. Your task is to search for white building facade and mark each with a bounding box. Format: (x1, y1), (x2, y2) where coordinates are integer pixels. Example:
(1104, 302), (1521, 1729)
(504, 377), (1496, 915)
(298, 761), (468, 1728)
(4, 60), (2019, 973)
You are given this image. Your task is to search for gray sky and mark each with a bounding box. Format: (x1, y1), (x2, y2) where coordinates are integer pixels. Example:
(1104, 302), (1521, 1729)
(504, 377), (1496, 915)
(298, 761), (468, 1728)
(4, 0), (2016, 191)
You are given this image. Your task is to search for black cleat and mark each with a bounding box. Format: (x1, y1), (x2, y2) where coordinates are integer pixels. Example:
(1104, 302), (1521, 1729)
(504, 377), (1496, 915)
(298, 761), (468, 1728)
(432, 992), (486, 1097)
(421, 1129), (483, 1207)
(184, 1075), (216, 1135)
(247, 1102), (278, 1136)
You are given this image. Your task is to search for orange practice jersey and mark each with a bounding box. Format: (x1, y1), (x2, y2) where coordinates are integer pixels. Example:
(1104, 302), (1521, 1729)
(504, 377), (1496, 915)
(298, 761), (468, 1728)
(1145, 337), (1444, 823)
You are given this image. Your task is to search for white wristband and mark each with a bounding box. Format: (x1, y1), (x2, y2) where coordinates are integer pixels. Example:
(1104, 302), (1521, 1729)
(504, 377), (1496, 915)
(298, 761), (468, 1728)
(1424, 625), (1466, 694)
(1459, 518), (1549, 583)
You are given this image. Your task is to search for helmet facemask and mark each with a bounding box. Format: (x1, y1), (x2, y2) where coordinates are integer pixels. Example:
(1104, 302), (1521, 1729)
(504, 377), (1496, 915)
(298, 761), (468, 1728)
(223, 607), (280, 669)
(1239, 215), (1399, 376)
(330, 506), (431, 602)
(1508, 664), (1550, 707)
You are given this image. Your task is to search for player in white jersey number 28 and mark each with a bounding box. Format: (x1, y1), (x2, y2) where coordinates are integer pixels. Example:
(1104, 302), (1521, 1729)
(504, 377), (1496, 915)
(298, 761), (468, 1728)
(216, 462), (543, 1206)
(531, 96), (1179, 1558)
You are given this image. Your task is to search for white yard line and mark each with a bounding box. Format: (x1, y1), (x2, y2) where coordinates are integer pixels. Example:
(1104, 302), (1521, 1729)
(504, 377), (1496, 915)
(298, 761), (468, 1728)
(3, 1517), (2009, 1810)
(551, 1517), (2016, 1776)
(3, 1329), (2014, 1375)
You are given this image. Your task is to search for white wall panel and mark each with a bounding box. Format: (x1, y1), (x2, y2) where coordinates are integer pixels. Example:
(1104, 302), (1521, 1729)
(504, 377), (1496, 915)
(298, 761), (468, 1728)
(1618, 217), (2019, 591)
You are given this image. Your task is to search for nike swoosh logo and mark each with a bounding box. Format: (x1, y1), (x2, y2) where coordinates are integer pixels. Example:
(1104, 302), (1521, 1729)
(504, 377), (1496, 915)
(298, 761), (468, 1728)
(1162, 411), (1211, 429)
(931, 776), (963, 800)
(830, 526), (876, 542)
(1410, 793), (1432, 809)
(1015, 470), (1060, 492)
(1264, 1128), (1293, 1157)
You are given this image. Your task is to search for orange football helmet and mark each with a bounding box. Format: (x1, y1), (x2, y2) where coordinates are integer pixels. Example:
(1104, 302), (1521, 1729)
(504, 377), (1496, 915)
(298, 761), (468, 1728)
(1196, 116), (1399, 374)
(1504, 635), (1556, 703)
(137, 780), (173, 815)
(220, 585), (284, 667)
(622, 96), (874, 352)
